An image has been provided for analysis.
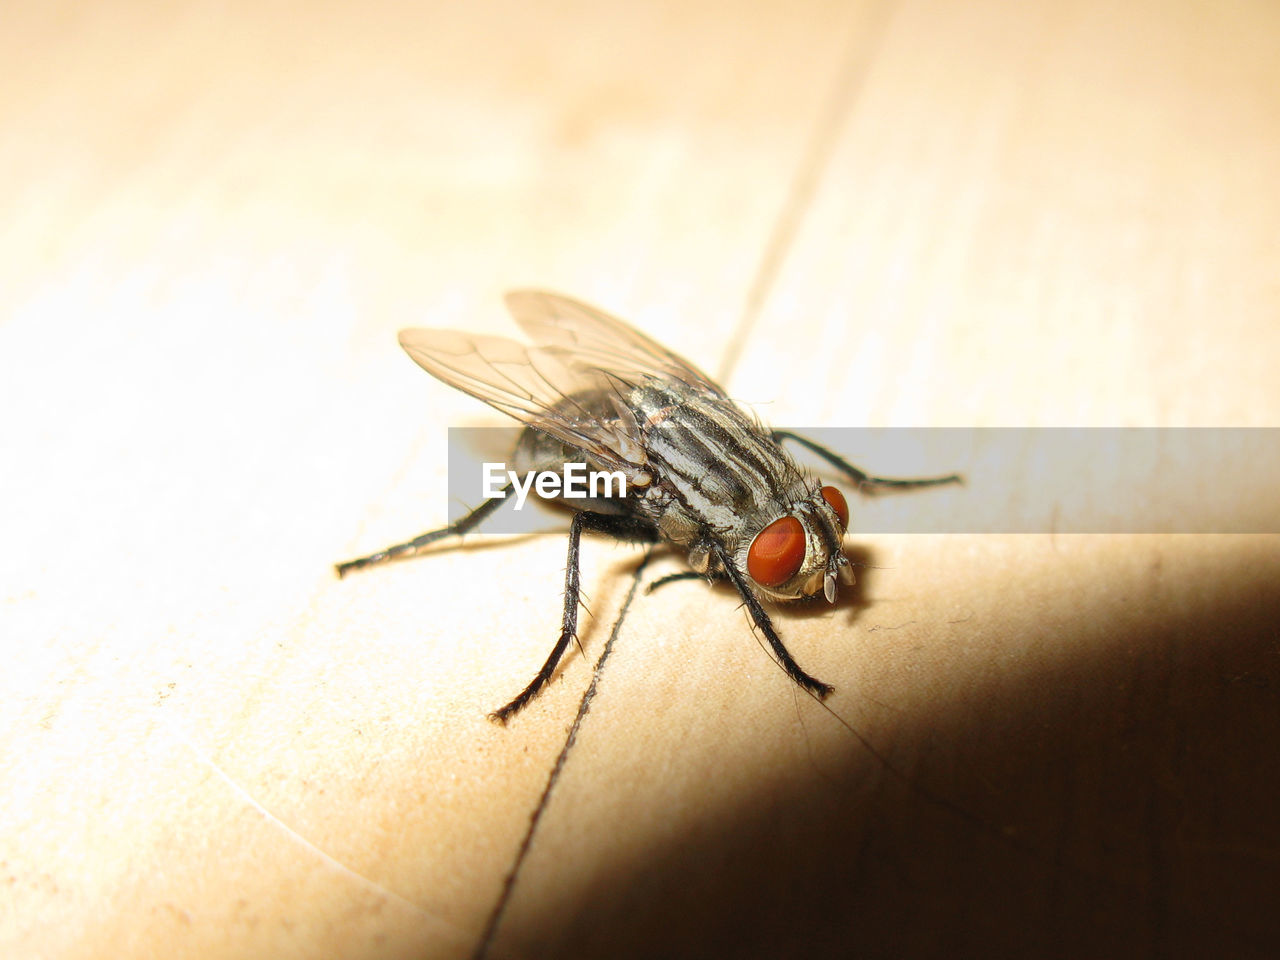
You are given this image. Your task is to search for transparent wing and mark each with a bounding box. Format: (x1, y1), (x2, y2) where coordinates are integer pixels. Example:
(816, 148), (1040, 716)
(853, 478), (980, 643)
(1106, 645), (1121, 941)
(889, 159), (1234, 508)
(398, 291), (727, 476)
(502, 290), (728, 400)
(396, 326), (646, 475)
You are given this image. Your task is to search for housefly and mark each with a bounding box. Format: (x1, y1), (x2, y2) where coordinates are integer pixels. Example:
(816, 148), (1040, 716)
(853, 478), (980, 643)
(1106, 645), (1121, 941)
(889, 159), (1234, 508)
(336, 291), (960, 723)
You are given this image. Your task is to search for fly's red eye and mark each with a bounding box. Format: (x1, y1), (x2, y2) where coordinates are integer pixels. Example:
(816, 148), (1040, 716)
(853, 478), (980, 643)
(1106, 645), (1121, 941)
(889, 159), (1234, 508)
(821, 486), (849, 529)
(747, 516), (806, 587)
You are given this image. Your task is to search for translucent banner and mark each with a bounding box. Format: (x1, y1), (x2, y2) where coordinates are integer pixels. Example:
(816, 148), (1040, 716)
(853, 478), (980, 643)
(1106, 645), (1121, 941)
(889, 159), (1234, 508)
(446, 427), (1280, 535)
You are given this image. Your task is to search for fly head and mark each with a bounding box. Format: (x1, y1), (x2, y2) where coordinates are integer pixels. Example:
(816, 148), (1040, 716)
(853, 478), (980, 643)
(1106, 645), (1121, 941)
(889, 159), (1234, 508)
(738, 483), (854, 604)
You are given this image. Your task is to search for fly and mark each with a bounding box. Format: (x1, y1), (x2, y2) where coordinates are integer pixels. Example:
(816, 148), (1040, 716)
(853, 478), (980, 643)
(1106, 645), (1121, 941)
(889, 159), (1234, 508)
(336, 291), (960, 724)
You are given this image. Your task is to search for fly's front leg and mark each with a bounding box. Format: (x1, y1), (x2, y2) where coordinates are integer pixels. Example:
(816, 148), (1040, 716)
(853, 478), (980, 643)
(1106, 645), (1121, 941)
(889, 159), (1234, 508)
(772, 431), (962, 494)
(490, 511), (658, 725)
(335, 484), (514, 578)
(711, 541), (834, 701)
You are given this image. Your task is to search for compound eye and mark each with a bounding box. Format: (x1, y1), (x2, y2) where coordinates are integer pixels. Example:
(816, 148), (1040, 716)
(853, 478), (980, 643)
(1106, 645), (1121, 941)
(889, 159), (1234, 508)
(747, 516), (806, 587)
(821, 485), (849, 530)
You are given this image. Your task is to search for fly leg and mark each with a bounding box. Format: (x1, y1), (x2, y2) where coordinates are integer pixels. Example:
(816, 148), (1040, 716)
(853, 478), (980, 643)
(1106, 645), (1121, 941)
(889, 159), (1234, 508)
(772, 430), (962, 494)
(646, 570), (706, 594)
(335, 484), (514, 578)
(711, 541), (834, 701)
(491, 511), (658, 725)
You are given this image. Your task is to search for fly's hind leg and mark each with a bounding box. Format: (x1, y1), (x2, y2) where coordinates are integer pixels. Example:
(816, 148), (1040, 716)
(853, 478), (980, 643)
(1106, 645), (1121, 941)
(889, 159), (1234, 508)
(773, 430), (962, 494)
(490, 511), (658, 725)
(335, 484), (513, 578)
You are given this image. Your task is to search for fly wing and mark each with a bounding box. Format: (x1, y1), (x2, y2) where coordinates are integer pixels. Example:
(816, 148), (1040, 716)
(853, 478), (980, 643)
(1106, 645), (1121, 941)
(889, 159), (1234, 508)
(396, 326), (645, 475)
(502, 290), (729, 400)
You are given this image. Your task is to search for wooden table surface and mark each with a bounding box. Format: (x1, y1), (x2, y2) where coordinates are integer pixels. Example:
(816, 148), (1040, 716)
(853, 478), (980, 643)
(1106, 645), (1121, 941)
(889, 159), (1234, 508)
(3, 1), (1278, 957)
